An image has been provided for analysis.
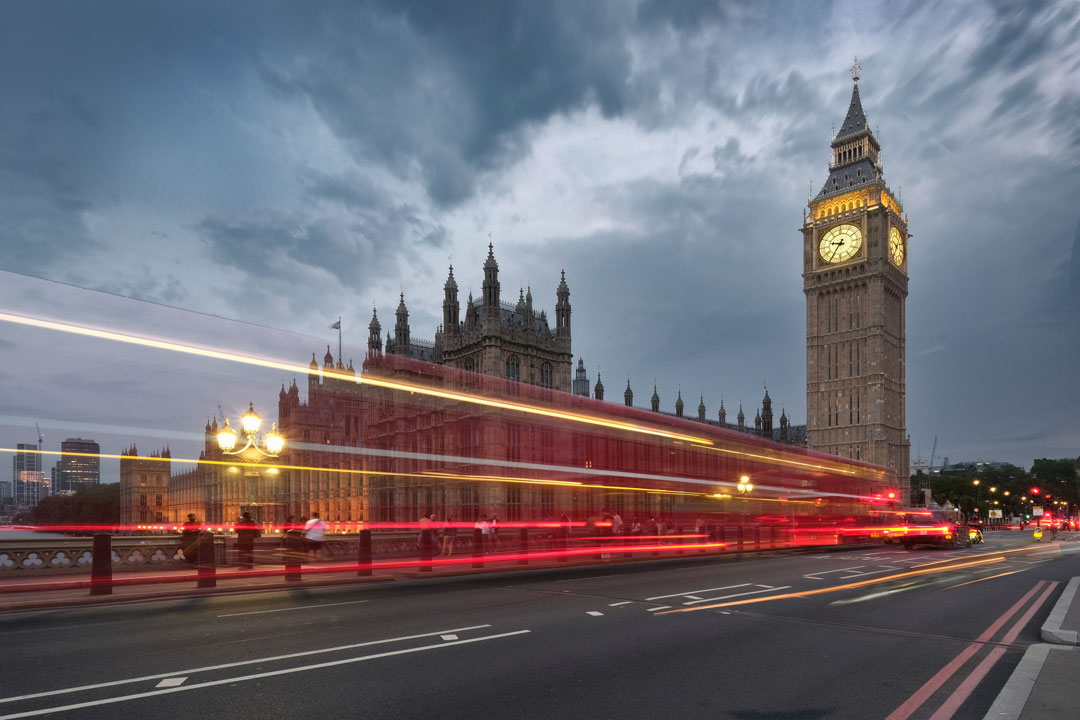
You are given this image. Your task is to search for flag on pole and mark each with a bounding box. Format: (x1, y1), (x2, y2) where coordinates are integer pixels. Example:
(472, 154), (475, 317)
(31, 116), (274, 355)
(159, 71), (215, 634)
(330, 320), (341, 329)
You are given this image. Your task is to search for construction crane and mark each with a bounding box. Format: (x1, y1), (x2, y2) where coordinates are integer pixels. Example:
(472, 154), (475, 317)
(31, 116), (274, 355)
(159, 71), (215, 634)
(35, 421), (43, 450)
(929, 435), (938, 475)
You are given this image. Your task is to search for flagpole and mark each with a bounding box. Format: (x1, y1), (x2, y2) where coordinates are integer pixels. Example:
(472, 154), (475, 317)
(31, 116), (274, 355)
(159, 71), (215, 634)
(337, 315), (342, 362)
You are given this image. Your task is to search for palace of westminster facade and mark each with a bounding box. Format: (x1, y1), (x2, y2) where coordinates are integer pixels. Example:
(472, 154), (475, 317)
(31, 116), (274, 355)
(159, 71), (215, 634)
(122, 64), (909, 526)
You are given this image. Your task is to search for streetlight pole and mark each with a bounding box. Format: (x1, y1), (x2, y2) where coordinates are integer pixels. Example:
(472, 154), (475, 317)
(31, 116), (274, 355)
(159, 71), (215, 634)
(736, 475), (753, 548)
(217, 402), (285, 524)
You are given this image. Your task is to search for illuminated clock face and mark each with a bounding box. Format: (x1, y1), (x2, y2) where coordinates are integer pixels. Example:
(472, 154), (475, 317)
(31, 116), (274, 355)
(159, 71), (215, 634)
(819, 224), (863, 264)
(889, 227), (905, 265)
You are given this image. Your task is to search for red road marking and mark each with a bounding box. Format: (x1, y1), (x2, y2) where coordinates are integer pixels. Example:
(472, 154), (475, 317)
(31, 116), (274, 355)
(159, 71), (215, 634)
(883, 581), (1047, 720)
(925, 581), (1059, 720)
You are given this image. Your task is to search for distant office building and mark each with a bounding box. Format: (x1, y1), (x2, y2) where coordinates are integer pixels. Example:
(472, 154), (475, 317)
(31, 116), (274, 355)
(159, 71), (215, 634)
(56, 438), (101, 493)
(13, 443), (48, 508)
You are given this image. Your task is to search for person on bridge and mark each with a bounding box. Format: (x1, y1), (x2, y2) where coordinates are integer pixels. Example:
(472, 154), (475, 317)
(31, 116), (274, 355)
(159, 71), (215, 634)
(304, 512), (328, 561)
(180, 514), (200, 565)
(235, 512), (261, 570)
(441, 516), (457, 556)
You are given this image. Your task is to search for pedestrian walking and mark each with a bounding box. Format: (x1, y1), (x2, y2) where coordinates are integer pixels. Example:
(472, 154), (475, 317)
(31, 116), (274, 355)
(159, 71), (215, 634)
(441, 516), (458, 556)
(304, 512), (328, 561)
(235, 511), (260, 570)
(476, 514), (491, 552)
(180, 513), (200, 564)
(418, 511), (434, 552)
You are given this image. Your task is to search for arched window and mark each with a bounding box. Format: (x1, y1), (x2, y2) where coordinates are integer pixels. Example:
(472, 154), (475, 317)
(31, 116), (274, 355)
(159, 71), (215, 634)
(540, 363), (553, 389)
(506, 355), (520, 382)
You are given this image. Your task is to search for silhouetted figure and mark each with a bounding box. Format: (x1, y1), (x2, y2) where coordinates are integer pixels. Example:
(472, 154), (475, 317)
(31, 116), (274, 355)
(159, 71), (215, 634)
(235, 511), (261, 570)
(180, 514), (200, 565)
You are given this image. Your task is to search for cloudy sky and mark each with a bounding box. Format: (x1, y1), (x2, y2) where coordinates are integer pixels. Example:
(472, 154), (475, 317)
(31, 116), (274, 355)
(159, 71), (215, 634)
(1, 0), (1078, 482)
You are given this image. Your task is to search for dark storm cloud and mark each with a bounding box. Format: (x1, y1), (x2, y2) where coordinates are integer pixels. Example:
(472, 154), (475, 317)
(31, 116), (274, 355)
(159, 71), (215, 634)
(635, 0), (727, 31)
(258, 0), (633, 208)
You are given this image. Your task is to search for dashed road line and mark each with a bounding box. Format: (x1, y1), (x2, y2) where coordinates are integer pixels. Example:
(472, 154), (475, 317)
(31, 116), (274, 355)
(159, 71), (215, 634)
(0, 630), (533, 720)
(804, 567), (864, 580)
(684, 586), (790, 605)
(153, 678), (186, 689)
(0, 624), (494, 706)
(586, 611), (604, 616)
(840, 567), (899, 579)
(645, 606), (671, 612)
(608, 601), (632, 607)
(646, 583), (750, 601)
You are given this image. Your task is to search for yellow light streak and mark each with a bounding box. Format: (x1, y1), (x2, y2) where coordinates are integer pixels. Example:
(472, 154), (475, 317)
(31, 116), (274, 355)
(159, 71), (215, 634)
(692, 441), (876, 477)
(361, 373), (714, 445)
(0, 310), (714, 447)
(658, 554), (1007, 614)
(0, 447), (707, 498)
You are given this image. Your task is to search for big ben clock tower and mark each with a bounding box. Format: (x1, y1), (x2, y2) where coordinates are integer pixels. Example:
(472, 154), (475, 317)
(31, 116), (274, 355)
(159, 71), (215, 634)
(803, 60), (910, 492)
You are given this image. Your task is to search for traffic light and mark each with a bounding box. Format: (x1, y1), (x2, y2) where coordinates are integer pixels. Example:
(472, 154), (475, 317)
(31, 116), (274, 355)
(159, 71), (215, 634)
(1031, 486), (1040, 496)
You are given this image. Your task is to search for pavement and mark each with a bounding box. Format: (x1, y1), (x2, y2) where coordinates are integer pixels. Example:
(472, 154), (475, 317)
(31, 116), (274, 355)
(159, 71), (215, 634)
(984, 563), (1080, 719)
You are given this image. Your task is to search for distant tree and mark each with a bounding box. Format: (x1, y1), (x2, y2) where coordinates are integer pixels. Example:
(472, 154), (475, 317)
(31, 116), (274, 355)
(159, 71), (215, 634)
(927, 464), (1032, 517)
(1031, 458), (1080, 505)
(27, 483), (120, 526)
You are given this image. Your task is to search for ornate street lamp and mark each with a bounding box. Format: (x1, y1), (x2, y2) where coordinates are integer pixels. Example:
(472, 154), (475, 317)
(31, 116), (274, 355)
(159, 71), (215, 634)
(217, 402), (285, 522)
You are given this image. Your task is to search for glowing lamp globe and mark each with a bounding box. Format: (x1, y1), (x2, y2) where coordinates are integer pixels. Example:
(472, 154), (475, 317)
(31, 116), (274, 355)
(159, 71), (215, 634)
(240, 401), (261, 436)
(217, 418), (238, 452)
(265, 423), (285, 455)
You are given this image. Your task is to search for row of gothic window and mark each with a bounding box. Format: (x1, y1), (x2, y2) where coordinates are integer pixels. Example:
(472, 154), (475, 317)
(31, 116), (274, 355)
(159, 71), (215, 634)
(817, 197), (866, 219)
(837, 145), (864, 164)
(825, 341), (862, 380)
(824, 294), (862, 333)
(506, 355), (554, 388)
(825, 391), (862, 429)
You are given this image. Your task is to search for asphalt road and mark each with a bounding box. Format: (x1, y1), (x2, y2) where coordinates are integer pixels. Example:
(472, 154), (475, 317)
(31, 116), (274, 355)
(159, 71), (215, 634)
(2, 533), (1078, 720)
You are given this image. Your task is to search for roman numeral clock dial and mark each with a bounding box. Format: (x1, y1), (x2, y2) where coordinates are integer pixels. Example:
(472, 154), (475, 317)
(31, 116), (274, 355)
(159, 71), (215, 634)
(818, 224), (862, 264)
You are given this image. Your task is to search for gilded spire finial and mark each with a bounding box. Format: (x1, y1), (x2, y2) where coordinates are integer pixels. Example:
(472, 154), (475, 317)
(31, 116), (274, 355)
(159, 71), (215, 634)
(852, 56), (861, 85)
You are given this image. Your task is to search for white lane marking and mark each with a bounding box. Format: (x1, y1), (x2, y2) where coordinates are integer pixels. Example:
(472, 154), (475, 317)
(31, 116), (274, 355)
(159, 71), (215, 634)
(608, 601), (632, 607)
(803, 566), (864, 580)
(586, 611), (604, 616)
(0, 624), (493, 705)
(154, 678), (186, 688)
(217, 600), (369, 618)
(440, 635), (458, 641)
(646, 583), (750, 601)
(683, 595), (702, 601)
(839, 567), (899, 579)
(0, 630), (532, 720)
(646, 606), (672, 612)
(683, 586), (790, 605)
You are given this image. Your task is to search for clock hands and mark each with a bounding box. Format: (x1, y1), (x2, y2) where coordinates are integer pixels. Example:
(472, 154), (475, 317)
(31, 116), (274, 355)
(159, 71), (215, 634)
(829, 239), (845, 261)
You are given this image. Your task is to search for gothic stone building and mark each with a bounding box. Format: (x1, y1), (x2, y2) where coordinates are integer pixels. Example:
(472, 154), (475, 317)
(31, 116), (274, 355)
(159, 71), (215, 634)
(375, 243), (573, 392)
(803, 62), (910, 490)
(119, 445), (170, 525)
